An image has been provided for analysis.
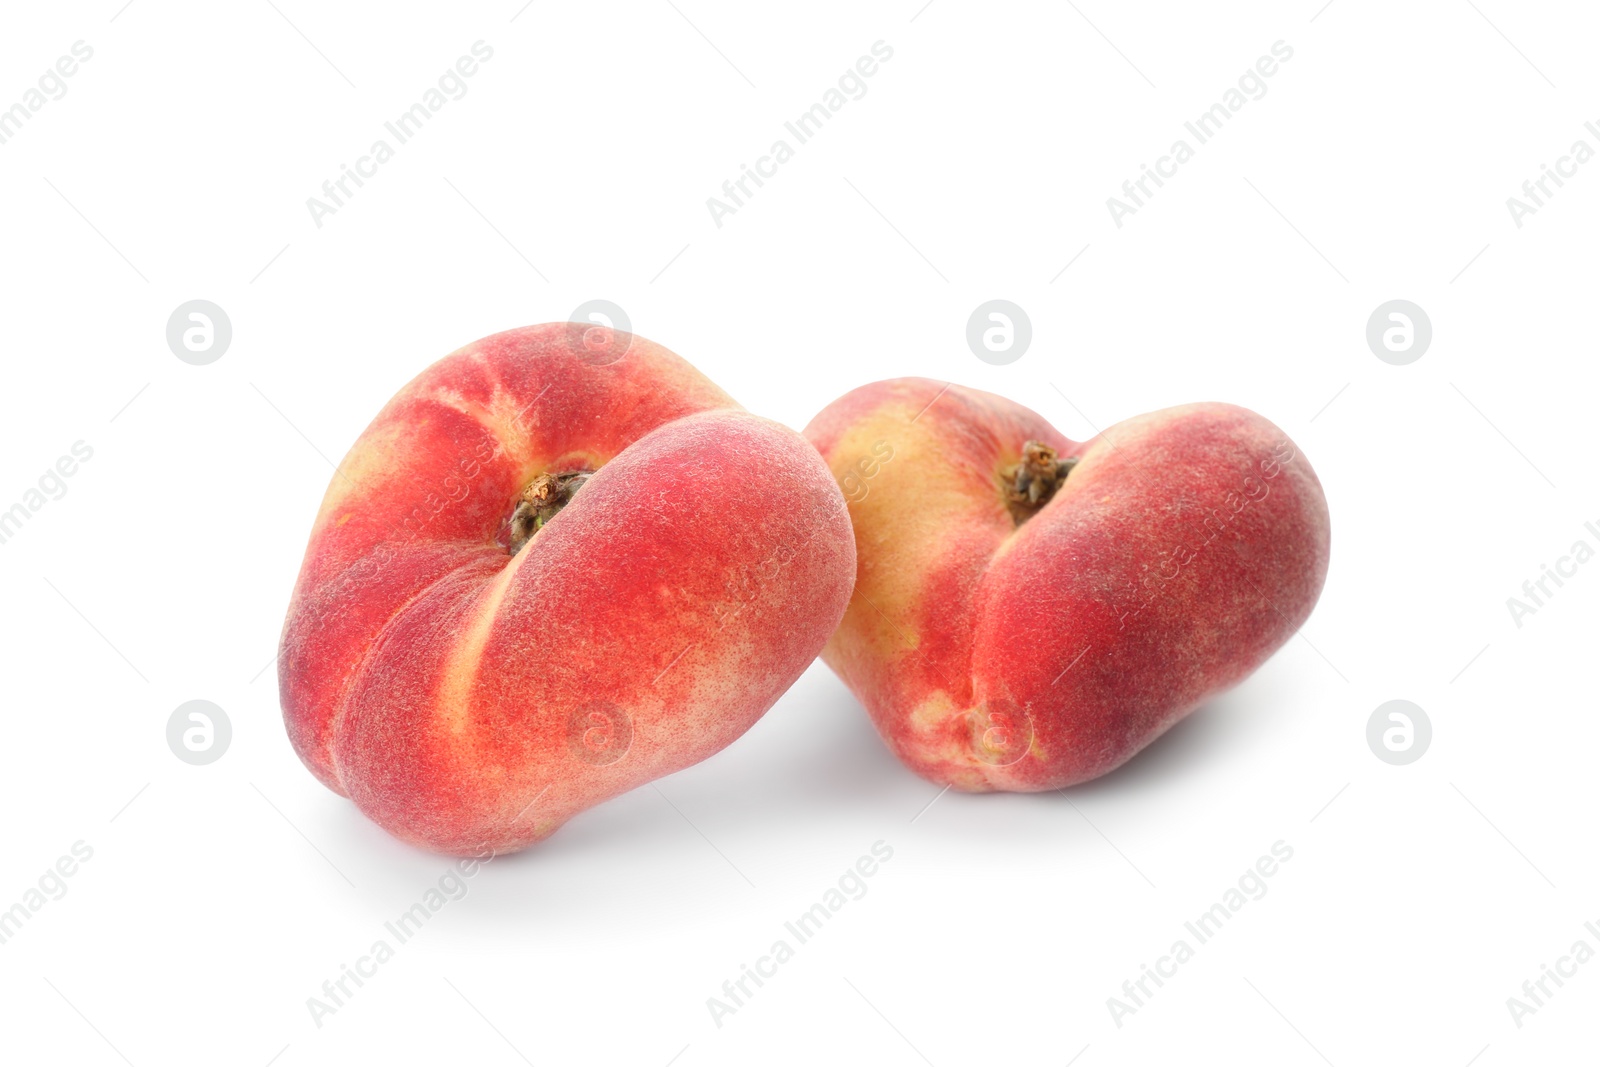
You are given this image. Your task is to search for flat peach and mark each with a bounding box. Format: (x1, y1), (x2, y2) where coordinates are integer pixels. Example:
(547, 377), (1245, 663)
(280, 325), (855, 854)
(804, 378), (1330, 790)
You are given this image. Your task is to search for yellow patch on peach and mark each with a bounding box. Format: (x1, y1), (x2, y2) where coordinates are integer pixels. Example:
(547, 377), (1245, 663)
(427, 384), (546, 472)
(311, 419), (411, 530)
(905, 688), (962, 738)
(826, 406), (976, 653)
(903, 697), (992, 790)
(436, 550), (526, 737)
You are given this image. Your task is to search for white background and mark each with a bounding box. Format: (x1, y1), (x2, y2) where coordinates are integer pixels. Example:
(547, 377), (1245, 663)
(0, 1), (1595, 1064)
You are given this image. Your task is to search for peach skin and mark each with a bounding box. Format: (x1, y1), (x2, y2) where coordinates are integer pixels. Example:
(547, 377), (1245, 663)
(803, 378), (1330, 792)
(279, 324), (855, 855)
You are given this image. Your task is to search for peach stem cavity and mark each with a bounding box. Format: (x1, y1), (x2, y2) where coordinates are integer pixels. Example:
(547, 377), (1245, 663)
(1001, 441), (1076, 525)
(508, 470), (593, 554)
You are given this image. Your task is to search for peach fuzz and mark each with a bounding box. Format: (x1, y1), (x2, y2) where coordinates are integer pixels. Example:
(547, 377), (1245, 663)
(803, 378), (1330, 792)
(279, 324), (855, 855)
